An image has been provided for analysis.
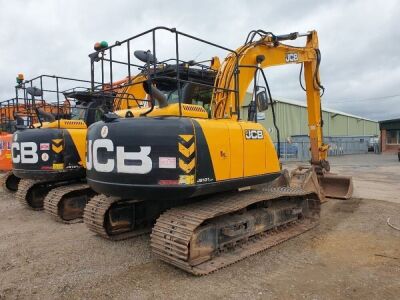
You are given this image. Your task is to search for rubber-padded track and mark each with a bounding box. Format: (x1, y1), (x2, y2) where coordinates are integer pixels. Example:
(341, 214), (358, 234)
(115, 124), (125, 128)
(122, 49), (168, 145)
(151, 186), (320, 275)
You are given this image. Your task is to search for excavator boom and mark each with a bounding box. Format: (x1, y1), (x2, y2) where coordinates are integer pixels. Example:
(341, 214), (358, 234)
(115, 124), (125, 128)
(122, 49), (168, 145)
(212, 30), (353, 199)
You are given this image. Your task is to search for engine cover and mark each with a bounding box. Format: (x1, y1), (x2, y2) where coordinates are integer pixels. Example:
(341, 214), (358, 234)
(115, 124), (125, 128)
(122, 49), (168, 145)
(86, 117), (280, 200)
(11, 128), (85, 180)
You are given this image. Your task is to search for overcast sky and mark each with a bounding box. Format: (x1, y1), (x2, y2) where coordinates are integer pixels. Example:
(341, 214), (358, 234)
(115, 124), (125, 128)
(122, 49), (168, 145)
(1, 0), (399, 121)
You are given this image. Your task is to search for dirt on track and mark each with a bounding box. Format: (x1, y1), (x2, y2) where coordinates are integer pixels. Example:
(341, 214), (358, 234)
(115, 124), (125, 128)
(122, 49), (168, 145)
(1, 192), (400, 299)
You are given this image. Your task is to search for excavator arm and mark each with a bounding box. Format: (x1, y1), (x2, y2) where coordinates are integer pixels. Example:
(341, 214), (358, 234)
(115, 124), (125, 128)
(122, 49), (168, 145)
(212, 30), (353, 199)
(212, 31), (327, 168)
(105, 73), (148, 111)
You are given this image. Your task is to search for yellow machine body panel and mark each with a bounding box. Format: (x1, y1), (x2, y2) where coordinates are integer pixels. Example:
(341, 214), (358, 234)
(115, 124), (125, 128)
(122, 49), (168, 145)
(41, 119), (87, 129)
(65, 128), (87, 168)
(195, 119), (231, 181)
(195, 118), (280, 181)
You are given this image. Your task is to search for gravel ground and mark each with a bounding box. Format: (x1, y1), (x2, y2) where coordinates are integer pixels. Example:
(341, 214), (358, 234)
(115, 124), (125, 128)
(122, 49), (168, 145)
(0, 154), (399, 299)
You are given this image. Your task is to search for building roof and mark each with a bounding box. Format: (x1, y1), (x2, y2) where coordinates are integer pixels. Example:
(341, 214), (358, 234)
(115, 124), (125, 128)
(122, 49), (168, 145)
(379, 118), (400, 124)
(379, 118), (400, 130)
(272, 96), (377, 123)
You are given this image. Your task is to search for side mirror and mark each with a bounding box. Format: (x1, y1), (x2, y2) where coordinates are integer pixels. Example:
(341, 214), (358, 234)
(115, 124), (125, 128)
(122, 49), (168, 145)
(256, 90), (269, 111)
(134, 50), (157, 64)
(26, 86), (43, 97)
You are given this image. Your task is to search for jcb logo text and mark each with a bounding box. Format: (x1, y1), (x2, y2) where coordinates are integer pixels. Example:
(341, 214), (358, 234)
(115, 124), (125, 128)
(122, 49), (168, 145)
(12, 142), (38, 164)
(285, 53), (298, 63)
(245, 130), (264, 140)
(86, 139), (152, 174)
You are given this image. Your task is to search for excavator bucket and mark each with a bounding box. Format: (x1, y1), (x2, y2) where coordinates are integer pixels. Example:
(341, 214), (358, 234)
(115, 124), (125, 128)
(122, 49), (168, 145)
(319, 173), (353, 200)
(290, 166), (354, 202)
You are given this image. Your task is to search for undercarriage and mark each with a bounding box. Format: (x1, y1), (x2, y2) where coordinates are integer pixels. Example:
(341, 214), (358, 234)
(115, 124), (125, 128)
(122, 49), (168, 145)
(83, 195), (190, 240)
(16, 179), (96, 223)
(0, 171), (20, 193)
(151, 186), (320, 275)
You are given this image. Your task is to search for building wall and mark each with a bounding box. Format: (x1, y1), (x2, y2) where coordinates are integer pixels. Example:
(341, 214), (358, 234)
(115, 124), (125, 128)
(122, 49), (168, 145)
(241, 95), (379, 142)
(380, 128), (400, 153)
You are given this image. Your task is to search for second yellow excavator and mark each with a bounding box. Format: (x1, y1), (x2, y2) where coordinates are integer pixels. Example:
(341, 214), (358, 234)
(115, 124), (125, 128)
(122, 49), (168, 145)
(83, 27), (353, 274)
(12, 72), (146, 223)
(0, 77), (70, 194)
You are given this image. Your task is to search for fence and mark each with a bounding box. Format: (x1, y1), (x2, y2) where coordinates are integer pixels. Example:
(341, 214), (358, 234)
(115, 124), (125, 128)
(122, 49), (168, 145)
(276, 136), (372, 161)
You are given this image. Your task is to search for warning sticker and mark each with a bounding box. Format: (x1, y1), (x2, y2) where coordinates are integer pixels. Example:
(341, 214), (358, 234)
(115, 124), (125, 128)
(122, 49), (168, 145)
(40, 143), (50, 151)
(41, 153), (49, 162)
(159, 157), (176, 169)
(52, 163), (64, 170)
(179, 175), (195, 185)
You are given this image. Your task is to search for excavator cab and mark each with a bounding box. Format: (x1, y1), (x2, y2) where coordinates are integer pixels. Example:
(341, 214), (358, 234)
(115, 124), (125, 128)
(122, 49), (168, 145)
(65, 90), (114, 126)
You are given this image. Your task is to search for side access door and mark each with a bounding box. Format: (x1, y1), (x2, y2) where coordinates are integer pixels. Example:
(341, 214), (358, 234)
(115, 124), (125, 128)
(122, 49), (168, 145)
(239, 121), (266, 177)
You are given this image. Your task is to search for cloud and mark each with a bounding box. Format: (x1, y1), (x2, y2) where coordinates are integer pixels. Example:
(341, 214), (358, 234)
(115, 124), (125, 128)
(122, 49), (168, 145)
(0, 0), (399, 120)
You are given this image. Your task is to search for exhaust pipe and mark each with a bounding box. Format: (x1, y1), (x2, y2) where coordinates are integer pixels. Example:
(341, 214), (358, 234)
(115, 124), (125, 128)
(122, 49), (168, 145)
(37, 108), (56, 122)
(143, 82), (168, 108)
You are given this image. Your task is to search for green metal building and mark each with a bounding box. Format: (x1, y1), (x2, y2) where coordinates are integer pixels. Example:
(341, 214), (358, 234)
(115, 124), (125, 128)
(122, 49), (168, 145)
(242, 94), (379, 142)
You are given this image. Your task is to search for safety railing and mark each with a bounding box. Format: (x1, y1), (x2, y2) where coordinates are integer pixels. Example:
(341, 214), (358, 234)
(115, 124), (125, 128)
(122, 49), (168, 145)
(88, 26), (239, 117)
(14, 75), (101, 128)
(0, 98), (25, 133)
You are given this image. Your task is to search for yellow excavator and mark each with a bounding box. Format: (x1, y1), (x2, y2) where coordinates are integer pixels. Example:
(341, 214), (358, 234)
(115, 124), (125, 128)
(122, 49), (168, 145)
(12, 72), (146, 223)
(83, 27), (353, 274)
(1, 77), (72, 193)
(84, 54), (219, 239)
